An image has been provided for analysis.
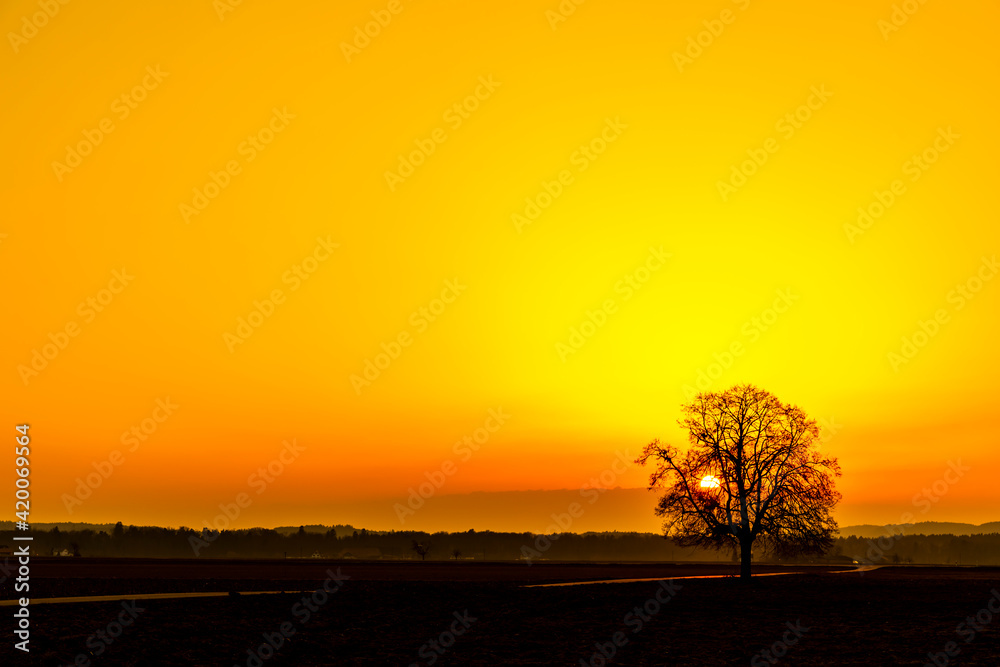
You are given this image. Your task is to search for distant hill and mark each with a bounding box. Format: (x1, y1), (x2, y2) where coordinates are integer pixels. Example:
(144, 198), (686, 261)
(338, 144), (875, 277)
(838, 521), (1000, 538)
(0, 521), (360, 537)
(0, 521), (120, 533)
(273, 524), (357, 538)
(6, 518), (997, 540)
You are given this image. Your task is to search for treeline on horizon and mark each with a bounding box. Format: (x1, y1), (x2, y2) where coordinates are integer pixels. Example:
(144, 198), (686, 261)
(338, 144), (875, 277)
(3, 522), (1000, 565)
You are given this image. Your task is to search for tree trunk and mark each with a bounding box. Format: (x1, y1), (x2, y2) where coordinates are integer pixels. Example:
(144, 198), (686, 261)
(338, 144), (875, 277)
(740, 539), (752, 579)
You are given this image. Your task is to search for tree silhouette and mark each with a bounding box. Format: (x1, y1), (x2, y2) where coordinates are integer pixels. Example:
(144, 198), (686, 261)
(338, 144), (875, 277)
(452, 548), (462, 560)
(411, 540), (430, 561)
(637, 384), (841, 579)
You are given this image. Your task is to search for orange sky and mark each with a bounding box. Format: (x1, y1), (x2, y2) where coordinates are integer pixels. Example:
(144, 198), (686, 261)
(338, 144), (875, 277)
(2, 0), (998, 535)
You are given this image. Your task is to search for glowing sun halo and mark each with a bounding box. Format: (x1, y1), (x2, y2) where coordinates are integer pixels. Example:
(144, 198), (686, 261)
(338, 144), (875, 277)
(700, 476), (721, 489)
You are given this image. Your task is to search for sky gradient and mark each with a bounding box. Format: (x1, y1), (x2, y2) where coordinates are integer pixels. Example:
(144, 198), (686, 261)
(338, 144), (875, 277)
(3, 0), (998, 535)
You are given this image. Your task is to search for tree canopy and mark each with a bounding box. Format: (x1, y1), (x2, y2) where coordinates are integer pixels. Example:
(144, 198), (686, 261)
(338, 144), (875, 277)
(637, 384), (841, 578)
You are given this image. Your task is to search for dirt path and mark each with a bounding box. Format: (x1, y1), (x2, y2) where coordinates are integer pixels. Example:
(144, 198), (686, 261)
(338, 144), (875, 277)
(0, 589), (311, 606)
(524, 565), (874, 586)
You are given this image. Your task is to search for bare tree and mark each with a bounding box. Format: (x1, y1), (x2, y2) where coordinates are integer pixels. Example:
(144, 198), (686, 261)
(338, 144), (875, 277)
(411, 540), (430, 561)
(637, 384), (841, 579)
(452, 548), (462, 560)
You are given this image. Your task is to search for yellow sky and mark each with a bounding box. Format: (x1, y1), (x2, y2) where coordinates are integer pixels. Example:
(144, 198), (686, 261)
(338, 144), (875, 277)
(2, 0), (998, 533)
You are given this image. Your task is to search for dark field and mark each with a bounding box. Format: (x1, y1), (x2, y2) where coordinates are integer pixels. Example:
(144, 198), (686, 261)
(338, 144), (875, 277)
(5, 559), (1000, 666)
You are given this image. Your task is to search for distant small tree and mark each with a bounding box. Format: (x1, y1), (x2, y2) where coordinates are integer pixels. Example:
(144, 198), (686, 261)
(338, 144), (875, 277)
(452, 548), (462, 560)
(49, 526), (62, 552)
(638, 384), (841, 579)
(411, 540), (430, 561)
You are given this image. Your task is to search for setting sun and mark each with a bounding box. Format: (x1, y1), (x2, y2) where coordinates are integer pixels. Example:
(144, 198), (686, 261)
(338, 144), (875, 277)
(700, 476), (722, 490)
